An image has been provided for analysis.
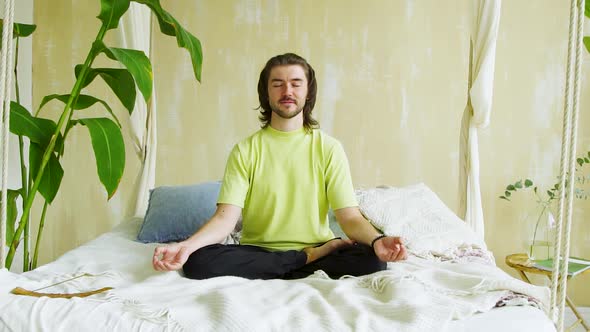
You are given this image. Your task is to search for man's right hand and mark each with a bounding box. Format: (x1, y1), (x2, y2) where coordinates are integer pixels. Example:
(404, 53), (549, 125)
(152, 243), (191, 271)
(151, 203), (242, 272)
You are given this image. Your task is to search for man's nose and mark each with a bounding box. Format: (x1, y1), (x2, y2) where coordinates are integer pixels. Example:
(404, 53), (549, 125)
(283, 84), (293, 96)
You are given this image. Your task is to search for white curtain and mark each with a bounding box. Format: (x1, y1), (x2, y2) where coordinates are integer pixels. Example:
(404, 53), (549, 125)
(119, 3), (157, 218)
(459, 0), (501, 240)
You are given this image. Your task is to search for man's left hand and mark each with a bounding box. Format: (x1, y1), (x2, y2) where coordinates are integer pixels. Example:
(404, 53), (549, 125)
(373, 236), (408, 262)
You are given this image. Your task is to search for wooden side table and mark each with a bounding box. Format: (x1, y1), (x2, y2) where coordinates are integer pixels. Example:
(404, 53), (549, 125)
(506, 253), (590, 332)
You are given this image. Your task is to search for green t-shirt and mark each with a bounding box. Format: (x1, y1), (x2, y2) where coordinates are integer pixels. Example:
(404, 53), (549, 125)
(217, 126), (358, 251)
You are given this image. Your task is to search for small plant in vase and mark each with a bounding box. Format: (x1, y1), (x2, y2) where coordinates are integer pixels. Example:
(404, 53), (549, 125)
(499, 151), (590, 260)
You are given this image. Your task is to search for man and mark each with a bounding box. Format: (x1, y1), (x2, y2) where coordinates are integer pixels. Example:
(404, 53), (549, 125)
(153, 53), (407, 280)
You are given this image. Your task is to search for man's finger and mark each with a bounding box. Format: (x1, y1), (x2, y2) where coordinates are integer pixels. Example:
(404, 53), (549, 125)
(399, 246), (408, 260)
(154, 246), (165, 257)
(163, 261), (180, 271)
(154, 260), (164, 271)
(390, 244), (401, 261)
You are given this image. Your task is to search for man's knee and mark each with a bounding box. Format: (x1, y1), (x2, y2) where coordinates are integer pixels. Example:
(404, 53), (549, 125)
(352, 245), (387, 276)
(182, 244), (222, 280)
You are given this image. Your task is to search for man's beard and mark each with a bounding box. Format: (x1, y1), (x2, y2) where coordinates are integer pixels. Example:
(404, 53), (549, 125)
(271, 105), (304, 119)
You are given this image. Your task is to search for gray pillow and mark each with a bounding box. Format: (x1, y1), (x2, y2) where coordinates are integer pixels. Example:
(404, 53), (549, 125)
(137, 181), (221, 243)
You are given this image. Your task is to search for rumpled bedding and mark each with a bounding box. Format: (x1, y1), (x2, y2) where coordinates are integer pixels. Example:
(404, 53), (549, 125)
(0, 218), (551, 332)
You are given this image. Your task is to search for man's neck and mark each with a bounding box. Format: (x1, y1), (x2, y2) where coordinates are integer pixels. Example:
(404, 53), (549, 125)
(269, 115), (304, 132)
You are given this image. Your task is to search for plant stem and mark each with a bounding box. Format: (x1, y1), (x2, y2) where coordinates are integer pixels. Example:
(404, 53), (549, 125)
(31, 201), (48, 269)
(529, 205), (548, 258)
(20, 136), (29, 271)
(13, 36), (31, 271)
(5, 24), (109, 269)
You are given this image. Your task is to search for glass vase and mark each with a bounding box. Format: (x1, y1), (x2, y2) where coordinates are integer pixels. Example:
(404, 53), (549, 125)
(527, 205), (556, 261)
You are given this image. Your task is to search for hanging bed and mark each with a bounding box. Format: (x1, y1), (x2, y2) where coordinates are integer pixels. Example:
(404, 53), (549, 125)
(0, 183), (555, 331)
(1, 0), (586, 331)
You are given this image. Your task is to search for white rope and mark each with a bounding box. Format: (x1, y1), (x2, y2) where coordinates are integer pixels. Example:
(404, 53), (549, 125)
(550, 0), (585, 331)
(558, 1), (585, 331)
(550, 0), (577, 320)
(0, 0), (17, 270)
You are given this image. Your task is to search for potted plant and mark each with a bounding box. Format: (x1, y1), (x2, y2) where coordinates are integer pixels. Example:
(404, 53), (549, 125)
(499, 152), (590, 259)
(2, 0), (203, 271)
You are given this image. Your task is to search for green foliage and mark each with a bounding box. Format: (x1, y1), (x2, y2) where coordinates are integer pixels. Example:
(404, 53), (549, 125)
(9, 102), (57, 146)
(3, 0), (203, 270)
(10, 102), (65, 203)
(499, 152), (590, 202)
(38, 94), (121, 127)
(500, 152), (590, 258)
(134, 0), (203, 81)
(1, 190), (21, 246)
(75, 65), (136, 114)
(29, 143), (64, 204)
(586, 4), (590, 52)
(0, 19), (36, 43)
(79, 118), (125, 199)
(97, 0), (131, 30)
(94, 41), (153, 102)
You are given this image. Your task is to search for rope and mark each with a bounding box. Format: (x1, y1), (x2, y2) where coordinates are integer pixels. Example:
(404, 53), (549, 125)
(550, 0), (577, 320)
(0, 0), (16, 270)
(550, 0), (585, 331)
(557, 1), (585, 331)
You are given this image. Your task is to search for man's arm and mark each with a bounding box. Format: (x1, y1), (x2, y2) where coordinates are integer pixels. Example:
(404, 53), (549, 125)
(152, 203), (241, 271)
(334, 207), (407, 262)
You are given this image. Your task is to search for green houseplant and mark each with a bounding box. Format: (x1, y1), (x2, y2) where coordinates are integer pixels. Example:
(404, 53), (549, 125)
(1, 0), (203, 271)
(502, 2), (590, 260)
(499, 152), (590, 259)
(0, 20), (36, 271)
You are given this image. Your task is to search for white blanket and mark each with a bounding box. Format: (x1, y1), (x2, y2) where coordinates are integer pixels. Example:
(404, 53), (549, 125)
(0, 219), (550, 332)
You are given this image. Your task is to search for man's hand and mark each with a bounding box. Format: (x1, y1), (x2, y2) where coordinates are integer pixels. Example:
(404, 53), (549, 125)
(152, 243), (191, 271)
(373, 236), (408, 262)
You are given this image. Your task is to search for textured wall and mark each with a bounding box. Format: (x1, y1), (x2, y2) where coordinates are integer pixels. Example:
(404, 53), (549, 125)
(30, 1), (589, 304)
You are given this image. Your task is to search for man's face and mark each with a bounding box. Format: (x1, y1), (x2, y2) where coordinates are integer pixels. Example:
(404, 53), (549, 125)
(267, 65), (308, 120)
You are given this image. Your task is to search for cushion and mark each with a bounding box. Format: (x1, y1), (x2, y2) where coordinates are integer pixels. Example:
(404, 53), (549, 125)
(356, 183), (485, 255)
(137, 181), (221, 243)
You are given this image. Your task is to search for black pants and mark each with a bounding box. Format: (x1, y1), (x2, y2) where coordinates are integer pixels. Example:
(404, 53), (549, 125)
(182, 242), (386, 280)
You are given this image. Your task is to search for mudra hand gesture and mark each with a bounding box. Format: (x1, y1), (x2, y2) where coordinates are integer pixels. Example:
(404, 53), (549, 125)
(372, 236), (408, 262)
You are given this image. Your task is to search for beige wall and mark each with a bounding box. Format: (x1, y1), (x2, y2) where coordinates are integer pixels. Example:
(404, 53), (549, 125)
(31, 1), (589, 305)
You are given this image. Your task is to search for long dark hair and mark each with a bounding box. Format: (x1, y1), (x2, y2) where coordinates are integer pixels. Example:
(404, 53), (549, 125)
(257, 53), (319, 131)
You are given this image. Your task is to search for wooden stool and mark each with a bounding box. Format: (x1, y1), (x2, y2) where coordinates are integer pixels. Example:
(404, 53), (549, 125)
(506, 253), (590, 332)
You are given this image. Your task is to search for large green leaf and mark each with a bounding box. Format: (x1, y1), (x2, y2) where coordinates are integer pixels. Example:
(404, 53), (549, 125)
(1, 189), (21, 246)
(29, 143), (64, 204)
(9, 102), (56, 145)
(585, 2), (590, 18)
(79, 118), (125, 199)
(75, 65), (136, 114)
(0, 20), (36, 44)
(38, 94), (121, 128)
(132, 0), (174, 36)
(584, 37), (590, 53)
(97, 0), (131, 31)
(94, 41), (152, 102)
(132, 0), (202, 82)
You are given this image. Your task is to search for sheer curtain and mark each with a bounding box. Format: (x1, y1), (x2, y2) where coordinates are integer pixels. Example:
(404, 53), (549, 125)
(459, 0), (502, 240)
(118, 2), (157, 218)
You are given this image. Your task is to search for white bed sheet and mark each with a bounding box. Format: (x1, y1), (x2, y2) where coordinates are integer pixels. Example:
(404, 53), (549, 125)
(0, 218), (556, 332)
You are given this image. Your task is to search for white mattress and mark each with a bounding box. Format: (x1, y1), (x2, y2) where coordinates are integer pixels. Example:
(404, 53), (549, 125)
(0, 218), (555, 332)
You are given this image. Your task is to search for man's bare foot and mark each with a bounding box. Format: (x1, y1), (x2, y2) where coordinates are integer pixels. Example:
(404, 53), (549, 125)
(303, 238), (354, 264)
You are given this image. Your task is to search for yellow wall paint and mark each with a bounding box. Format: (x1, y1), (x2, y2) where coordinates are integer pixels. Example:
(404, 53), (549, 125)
(31, 1), (589, 305)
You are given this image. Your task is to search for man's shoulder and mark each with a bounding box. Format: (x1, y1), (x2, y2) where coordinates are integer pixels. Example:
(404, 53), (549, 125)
(313, 129), (343, 150)
(233, 129), (265, 149)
